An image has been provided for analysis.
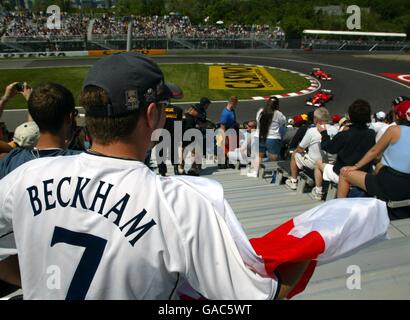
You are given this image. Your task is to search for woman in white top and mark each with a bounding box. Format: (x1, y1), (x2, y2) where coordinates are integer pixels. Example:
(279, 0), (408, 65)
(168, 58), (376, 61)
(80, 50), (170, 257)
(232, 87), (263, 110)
(248, 97), (286, 177)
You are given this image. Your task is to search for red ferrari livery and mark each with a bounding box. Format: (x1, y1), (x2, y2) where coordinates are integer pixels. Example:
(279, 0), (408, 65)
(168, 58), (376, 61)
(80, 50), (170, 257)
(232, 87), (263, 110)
(306, 89), (333, 107)
(311, 68), (332, 80)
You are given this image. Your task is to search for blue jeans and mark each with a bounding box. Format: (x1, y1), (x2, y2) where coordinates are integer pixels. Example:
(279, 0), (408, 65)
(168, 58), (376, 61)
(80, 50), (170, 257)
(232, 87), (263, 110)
(259, 138), (282, 156)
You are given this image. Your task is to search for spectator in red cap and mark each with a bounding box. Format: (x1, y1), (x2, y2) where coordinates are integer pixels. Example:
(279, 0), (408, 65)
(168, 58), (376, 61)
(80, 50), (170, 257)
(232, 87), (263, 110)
(339, 99), (410, 206)
(331, 114), (341, 125)
(293, 115), (304, 127)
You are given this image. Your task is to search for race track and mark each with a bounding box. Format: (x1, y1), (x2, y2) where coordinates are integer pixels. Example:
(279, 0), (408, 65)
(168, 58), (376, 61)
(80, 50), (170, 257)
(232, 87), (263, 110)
(1, 51), (409, 129)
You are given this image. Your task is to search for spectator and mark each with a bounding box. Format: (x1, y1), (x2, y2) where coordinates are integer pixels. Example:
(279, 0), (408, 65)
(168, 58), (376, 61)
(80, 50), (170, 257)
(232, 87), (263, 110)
(195, 97), (211, 125)
(180, 105), (202, 176)
(195, 97), (211, 164)
(227, 120), (256, 165)
(331, 114), (341, 130)
(288, 111), (313, 150)
(8, 121), (40, 149)
(157, 104), (183, 176)
(370, 111), (387, 138)
(248, 97), (286, 178)
(339, 99), (410, 202)
(311, 100), (376, 200)
(0, 83), (81, 179)
(281, 115), (304, 160)
(0, 82), (31, 118)
(285, 107), (337, 190)
(217, 96), (239, 169)
(375, 107), (399, 142)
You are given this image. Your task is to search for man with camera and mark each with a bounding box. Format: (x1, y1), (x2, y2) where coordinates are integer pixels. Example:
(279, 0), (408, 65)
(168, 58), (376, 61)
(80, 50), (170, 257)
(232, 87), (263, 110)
(0, 82), (31, 118)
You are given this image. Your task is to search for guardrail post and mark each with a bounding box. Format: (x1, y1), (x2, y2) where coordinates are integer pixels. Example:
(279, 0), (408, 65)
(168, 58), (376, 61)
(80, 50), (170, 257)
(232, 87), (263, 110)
(337, 43), (347, 51)
(369, 44), (378, 52)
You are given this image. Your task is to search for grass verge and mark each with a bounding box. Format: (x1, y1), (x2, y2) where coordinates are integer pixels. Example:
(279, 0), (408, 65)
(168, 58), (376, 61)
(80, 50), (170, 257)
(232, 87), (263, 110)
(0, 64), (310, 109)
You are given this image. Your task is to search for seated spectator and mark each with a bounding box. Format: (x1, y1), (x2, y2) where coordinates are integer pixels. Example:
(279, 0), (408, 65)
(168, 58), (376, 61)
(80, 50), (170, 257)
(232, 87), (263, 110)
(0, 83), (81, 178)
(375, 108), (398, 142)
(331, 114), (341, 130)
(288, 111), (313, 150)
(8, 121), (40, 149)
(370, 110), (387, 138)
(311, 100), (376, 200)
(248, 97), (286, 178)
(338, 99), (410, 202)
(227, 120), (256, 165)
(281, 115), (304, 160)
(285, 107), (338, 190)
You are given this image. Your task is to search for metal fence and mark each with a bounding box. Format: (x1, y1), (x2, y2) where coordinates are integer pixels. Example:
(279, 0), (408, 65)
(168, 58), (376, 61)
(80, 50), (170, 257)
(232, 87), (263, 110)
(0, 36), (409, 53)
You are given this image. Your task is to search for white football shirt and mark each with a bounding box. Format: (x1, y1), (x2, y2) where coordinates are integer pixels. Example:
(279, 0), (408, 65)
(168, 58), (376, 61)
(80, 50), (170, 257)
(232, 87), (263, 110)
(0, 152), (278, 300)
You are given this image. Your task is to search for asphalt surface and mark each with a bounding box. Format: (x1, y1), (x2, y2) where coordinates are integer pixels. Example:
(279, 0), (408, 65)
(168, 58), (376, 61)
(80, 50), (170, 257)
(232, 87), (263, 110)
(1, 51), (409, 129)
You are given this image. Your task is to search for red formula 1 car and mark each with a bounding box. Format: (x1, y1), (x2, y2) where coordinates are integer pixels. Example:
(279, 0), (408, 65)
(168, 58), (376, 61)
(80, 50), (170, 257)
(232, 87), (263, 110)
(311, 68), (332, 80)
(306, 89), (333, 107)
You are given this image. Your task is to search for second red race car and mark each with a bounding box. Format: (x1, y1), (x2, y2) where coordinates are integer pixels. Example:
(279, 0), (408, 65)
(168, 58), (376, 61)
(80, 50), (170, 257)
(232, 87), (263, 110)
(306, 89), (333, 108)
(311, 68), (332, 81)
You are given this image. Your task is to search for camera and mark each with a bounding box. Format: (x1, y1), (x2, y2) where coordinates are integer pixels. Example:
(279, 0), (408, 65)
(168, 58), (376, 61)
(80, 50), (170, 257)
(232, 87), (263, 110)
(15, 82), (25, 92)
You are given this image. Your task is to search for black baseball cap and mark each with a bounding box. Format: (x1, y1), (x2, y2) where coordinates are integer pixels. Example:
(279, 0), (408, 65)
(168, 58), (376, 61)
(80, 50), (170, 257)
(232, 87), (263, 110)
(83, 52), (182, 117)
(199, 97), (211, 106)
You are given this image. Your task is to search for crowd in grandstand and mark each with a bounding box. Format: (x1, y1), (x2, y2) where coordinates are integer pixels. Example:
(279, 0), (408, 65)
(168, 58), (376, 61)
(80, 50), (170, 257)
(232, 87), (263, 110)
(0, 11), (282, 40)
(1, 11), (90, 39)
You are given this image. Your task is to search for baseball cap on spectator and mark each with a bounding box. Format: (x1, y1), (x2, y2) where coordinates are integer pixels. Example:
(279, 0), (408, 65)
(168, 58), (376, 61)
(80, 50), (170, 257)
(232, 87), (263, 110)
(393, 100), (410, 121)
(83, 52), (182, 117)
(199, 97), (211, 106)
(10, 121), (40, 148)
(293, 115), (304, 126)
(375, 111), (386, 121)
(332, 114), (341, 124)
(392, 96), (410, 106)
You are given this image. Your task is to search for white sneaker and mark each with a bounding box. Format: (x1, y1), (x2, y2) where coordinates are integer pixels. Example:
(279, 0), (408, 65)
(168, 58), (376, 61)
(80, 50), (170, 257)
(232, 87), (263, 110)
(247, 170), (258, 178)
(311, 187), (323, 200)
(285, 178), (298, 190)
(240, 167), (249, 175)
